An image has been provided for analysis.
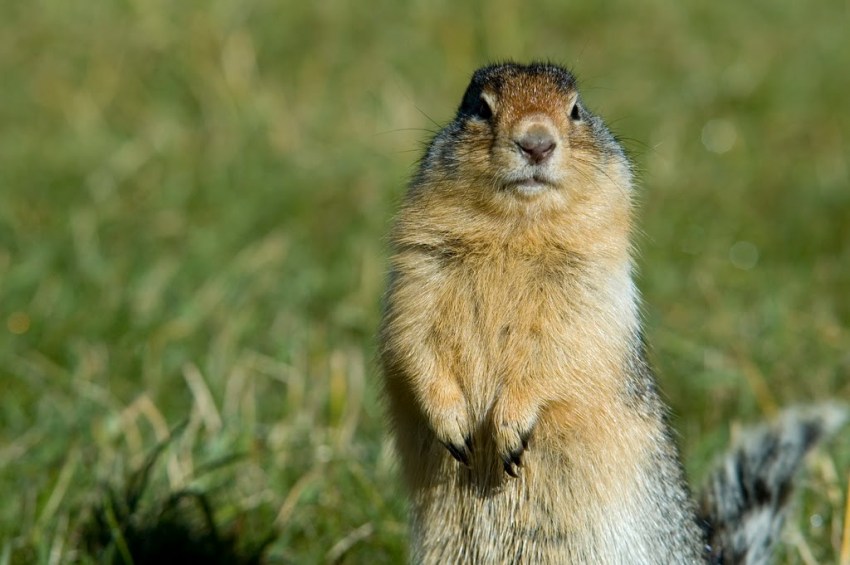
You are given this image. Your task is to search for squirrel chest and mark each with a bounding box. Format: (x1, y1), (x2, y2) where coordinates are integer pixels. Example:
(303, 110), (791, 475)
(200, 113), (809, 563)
(403, 235), (632, 410)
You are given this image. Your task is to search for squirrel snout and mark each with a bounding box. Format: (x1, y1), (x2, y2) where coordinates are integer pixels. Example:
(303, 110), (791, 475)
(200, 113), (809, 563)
(515, 125), (557, 165)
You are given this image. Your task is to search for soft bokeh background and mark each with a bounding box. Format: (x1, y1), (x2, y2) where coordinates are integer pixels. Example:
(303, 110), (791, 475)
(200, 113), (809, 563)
(1, 0), (848, 562)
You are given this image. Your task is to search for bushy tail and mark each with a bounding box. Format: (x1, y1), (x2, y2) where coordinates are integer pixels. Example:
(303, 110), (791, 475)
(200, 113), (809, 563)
(698, 403), (848, 565)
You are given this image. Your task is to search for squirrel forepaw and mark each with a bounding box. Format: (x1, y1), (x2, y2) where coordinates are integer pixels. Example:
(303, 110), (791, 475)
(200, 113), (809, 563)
(422, 384), (474, 467)
(492, 397), (539, 478)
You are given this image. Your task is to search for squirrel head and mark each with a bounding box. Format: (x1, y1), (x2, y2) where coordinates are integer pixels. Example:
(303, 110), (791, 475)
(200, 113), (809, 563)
(415, 62), (633, 223)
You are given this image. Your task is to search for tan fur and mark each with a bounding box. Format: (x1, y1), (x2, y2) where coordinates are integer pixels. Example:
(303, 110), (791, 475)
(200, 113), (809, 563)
(379, 63), (704, 563)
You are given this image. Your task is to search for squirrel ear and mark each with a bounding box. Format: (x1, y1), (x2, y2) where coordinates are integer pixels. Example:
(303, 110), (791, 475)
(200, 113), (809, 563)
(474, 93), (495, 120)
(467, 96), (492, 120)
(459, 85), (496, 121)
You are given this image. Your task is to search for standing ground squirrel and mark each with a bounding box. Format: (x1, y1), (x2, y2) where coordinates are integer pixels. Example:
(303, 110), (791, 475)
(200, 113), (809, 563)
(378, 62), (846, 564)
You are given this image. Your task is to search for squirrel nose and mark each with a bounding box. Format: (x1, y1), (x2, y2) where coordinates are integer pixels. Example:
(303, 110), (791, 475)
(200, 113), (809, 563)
(516, 127), (556, 164)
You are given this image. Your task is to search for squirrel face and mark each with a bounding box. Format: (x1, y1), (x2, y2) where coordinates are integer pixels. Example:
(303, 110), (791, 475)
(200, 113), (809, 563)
(418, 63), (632, 220)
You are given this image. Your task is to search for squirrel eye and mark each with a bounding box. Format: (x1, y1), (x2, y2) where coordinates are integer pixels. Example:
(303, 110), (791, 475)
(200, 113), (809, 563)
(474, 97), (493, 120)
(570, 102), (581, 121)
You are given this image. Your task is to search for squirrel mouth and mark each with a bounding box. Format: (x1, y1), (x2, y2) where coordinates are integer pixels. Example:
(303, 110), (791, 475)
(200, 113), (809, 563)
(505, 174), (553, 196)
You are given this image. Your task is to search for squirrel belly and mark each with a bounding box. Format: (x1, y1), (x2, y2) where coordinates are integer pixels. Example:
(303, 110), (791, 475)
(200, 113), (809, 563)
(378, 62), (845, 564)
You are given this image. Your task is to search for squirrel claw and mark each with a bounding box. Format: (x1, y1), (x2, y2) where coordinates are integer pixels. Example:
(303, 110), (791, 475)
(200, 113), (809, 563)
(503, 458), (519, 478)
(443, 441), (472, 467)
(510, 446), (524, 468)
(502, 445), (525, 478)
(502, 454), (522, 479)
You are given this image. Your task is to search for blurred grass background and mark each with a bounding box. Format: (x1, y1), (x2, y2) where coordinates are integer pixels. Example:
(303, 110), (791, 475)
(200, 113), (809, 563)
(0, 0), (847, 562)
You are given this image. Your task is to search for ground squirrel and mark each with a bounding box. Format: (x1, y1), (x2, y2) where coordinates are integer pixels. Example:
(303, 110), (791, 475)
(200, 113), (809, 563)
(378, 62), (846, 564)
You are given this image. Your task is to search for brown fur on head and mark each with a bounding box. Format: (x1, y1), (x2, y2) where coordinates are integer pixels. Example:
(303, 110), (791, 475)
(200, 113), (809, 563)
(415, 63), (632, 226)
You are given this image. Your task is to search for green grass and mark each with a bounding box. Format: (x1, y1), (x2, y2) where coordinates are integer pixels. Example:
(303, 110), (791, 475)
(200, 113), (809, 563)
(1, 0), (847, 562)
